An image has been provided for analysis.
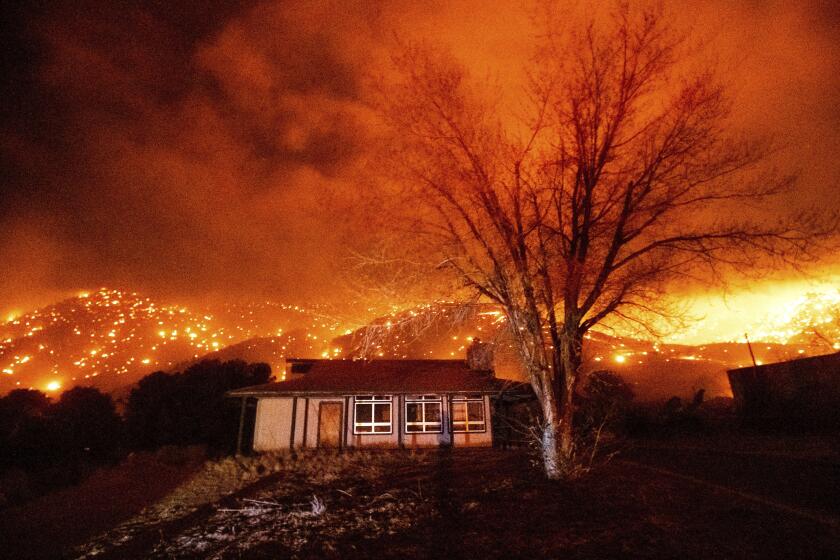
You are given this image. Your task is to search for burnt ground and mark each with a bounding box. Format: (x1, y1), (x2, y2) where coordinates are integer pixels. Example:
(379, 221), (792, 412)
(2, 439), (840, 559)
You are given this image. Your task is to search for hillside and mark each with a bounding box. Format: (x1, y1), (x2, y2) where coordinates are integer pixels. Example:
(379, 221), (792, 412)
(2, 290), (838, 400)
(330, 305), (807, 400)
(0, 289), (340, 395)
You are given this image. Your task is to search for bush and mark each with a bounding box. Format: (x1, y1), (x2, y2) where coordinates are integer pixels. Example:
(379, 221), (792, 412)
(576, 370), (635, 439)
(0, 389), (52, 469)
(125, 359), (272, 453)
(51, 387), (122, 461)
(0, 386), (122, 508)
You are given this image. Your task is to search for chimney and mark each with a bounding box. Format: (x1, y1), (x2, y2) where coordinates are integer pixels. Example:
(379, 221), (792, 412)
(466, 338), (494, 373)
(285, 359), (315, 381)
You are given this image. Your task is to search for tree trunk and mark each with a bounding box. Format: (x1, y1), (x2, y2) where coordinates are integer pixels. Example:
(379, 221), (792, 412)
(540, 379), (564, 479)
(555, 328), (583, 470)
(558, 372), (576, 460)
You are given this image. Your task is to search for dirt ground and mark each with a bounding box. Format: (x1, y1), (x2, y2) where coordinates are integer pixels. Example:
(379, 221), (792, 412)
(2, 438), (839, 559)
(0, 448), (206, 560)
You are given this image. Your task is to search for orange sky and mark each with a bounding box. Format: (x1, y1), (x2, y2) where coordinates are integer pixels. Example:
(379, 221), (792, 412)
(0, 1), (838, 337)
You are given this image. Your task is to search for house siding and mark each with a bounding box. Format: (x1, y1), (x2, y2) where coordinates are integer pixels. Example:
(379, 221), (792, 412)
(251, 393), (494, 451)
(253, 397), (294, 451)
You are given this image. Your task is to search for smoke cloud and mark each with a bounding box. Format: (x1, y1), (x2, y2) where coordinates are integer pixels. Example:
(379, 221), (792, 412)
(1, 0), (838, 316)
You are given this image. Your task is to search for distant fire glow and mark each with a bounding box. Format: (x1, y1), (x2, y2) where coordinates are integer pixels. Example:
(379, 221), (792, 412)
(0, 288), (347, 393)
(671, 284), (840, 345)
(1, 286), (840, 398)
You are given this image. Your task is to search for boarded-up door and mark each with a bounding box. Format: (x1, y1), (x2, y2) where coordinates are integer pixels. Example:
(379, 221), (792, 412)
(318, 402), (342, 448)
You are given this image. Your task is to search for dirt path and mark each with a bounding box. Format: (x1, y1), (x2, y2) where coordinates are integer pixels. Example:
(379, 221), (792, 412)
(0, 452), (204, 560)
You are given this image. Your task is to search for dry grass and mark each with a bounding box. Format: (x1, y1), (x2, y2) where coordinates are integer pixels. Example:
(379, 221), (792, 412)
(77, 448), (431, 558)
(20, 444), (840, 559)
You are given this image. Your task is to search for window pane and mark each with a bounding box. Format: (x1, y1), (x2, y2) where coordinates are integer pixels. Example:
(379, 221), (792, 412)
(356, 424), (372, 433)
(373, 424), (390, 433)
(467, 401), (484, 421)
(425, 403), (442, 422)
(356, 403), (372, 423)
(374, 403), (391, 423)
(406, 403), (421, 422)
(405, 424), (422, 433)
(452, 402), (467, 423)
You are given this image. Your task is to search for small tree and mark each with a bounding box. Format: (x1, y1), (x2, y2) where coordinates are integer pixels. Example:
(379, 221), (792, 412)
(50, 387), (122, 461)
(125, 360), (272, 452)
(0, 389), (52, 468)
(370, 3), (835, 477)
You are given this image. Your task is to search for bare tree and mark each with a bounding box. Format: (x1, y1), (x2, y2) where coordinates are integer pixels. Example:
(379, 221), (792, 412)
(369, 3), (834, 478)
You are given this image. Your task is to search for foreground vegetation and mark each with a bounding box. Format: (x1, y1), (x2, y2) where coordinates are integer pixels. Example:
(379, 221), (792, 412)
(2, 441), (837, 559)
(0, 359), (269, 508)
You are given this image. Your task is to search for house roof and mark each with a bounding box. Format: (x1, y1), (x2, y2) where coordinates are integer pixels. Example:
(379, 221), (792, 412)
(727, 351), (840, 375)
(227, 358), (528, 397)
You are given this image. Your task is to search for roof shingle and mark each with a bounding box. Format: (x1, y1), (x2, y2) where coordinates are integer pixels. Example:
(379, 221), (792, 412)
(227, 359), (523, 396)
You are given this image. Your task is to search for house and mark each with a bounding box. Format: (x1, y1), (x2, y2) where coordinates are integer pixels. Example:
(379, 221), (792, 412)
(227, 340), (530, 453)
(727, 351), (840, 427)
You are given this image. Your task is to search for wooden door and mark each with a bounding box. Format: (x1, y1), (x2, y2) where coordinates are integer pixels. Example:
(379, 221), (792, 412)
(318, 402), (342, 448)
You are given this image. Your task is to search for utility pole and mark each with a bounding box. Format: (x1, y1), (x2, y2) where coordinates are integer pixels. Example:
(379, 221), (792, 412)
(744, 333), (758, 368)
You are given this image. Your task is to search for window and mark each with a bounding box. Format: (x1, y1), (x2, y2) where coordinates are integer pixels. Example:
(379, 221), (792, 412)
(405, 395), (443, 433)
(354, 396), (392, 434)
(451, 395), (486, 432)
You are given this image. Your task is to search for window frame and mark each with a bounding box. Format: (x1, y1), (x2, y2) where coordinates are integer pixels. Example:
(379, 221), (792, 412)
(353, 395), (393, 435)
(404, 395), (444, 434)
(450, 394), (487, 433)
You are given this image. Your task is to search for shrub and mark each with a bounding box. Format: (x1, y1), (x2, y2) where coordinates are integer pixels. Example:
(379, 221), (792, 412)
(576, 370), (635, 438)
(50, 387), (122, 461)
(125, 360), (272, 452)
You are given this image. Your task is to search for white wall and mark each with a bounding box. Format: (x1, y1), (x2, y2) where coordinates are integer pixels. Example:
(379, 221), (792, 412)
(253, 393), (494, 451)
(253, 397), (293, 451)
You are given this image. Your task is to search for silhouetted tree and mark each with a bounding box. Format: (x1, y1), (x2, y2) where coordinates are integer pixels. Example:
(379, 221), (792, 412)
(125, 360), (271, 452)
(0, 389), (51, 469)
(371, 3), (836, 477)
(50, 387), (122, 461)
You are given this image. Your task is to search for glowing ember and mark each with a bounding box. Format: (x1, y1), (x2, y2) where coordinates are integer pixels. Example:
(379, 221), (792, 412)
(0, 288), (347, 393)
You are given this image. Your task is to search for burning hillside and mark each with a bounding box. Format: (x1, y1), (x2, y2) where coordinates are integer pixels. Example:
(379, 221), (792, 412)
(1, 290), (838, 400)
(0, 289), (341, 395)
